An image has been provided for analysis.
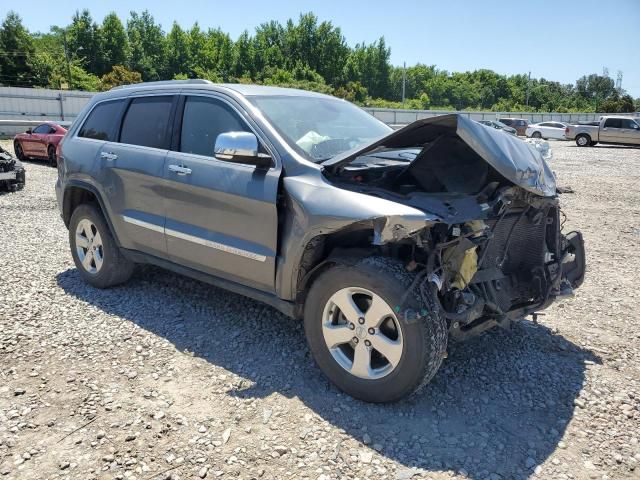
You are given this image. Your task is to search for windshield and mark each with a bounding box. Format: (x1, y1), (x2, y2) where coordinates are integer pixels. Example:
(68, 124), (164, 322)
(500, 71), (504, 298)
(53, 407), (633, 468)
(248, 95), (392, 162)
(495, 121), (510, 129)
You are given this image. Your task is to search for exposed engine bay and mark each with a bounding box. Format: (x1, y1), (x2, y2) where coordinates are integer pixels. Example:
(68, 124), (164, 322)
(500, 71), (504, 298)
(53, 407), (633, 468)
(321, 115), (585, 339)
(0, 145), (25, 193)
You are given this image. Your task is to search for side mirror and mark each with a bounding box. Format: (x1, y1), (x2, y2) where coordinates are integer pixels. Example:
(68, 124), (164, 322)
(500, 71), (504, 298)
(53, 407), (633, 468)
(214, 132), (272, 168)
(26, 128), (32, 134)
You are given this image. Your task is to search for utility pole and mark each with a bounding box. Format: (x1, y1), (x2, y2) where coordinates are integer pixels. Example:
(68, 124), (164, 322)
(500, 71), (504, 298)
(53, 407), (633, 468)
(616, 70), (623, 91)
(525, 71), (531, 108)
(62, 29), (72, 90)
(402, 62), (406, 107)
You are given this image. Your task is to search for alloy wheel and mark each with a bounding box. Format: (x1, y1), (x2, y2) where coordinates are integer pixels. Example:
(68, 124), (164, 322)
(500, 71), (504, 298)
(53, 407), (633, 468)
(322, 287), (403, 380)
(75, 219), (104, 274)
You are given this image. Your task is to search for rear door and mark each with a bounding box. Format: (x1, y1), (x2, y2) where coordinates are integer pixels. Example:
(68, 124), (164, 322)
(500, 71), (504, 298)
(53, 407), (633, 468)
(600, 118), (623, 143)
(96, 94), (177, 259)
(619, 118), (640, 145)
(162, 93), (281, 293)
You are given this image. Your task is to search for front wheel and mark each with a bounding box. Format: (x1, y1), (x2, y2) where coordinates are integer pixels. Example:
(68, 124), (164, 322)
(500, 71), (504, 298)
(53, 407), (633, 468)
(14, 141), (25, 160)
(69, 203), (134, 288)
(531, 131), (542, 139)
(575, 134), (591, 147)
(304, 256), (447, 403)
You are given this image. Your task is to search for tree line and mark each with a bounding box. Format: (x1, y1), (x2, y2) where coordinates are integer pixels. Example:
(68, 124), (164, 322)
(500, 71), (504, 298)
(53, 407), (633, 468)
(1, 10), (638, 113)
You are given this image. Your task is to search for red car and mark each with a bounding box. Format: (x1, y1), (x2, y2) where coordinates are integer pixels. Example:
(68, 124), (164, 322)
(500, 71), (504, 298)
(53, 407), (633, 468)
(14, 122), (68, 167)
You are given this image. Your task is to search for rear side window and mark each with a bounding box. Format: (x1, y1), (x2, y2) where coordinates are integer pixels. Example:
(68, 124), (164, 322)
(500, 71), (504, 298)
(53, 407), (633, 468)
(120, 96), (174, 149)
(604, 118), (622, 128)
(179, 96), (250, 157)
(78, 100), (124, 141)
(499, 119), (512, 126)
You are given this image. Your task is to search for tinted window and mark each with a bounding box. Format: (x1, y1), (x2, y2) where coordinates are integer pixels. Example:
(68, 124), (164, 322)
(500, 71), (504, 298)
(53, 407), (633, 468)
(33, 124), (52, 134)
(499, 119), (512, 125)
(604, 118), (622, 128)
(79, 100), (124, 141)
(620, 119), (639, 129)
(179, 96), (250, 157)
(120, 96), (174, 149)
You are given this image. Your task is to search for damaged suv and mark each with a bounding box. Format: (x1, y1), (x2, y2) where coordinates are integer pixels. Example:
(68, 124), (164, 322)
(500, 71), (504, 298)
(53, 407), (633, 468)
(56, 80), (585, 402)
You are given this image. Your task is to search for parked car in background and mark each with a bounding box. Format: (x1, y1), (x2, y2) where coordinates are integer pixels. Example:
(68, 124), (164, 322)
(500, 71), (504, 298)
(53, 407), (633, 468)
(477, 120), (517, 136)
(55, 80), (585, 403)
(564, 116), (640, 147)
(13, 122), (68, 167)
(498, 118), (529, 136)
(525, 122), (568, 140)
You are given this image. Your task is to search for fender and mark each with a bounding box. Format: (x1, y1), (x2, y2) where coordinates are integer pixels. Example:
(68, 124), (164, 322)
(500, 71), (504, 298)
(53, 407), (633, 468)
(62, 179), (122, 247)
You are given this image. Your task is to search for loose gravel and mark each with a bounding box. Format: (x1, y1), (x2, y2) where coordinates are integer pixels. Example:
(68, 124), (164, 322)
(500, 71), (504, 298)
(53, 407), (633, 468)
(0, 140), (638, 480)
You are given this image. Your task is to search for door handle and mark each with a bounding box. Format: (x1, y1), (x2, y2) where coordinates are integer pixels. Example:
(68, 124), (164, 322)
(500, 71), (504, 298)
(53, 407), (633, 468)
(101, 152), (118, 161)
(168, 164), (192, 176)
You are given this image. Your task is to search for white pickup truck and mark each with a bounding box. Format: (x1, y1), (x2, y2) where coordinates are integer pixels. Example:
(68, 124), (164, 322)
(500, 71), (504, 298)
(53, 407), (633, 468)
(565, 116), (640, 147)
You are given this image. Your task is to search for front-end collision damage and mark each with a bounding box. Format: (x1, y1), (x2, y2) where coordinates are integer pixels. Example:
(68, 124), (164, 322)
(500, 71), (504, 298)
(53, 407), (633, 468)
(286, 113), (586, 338)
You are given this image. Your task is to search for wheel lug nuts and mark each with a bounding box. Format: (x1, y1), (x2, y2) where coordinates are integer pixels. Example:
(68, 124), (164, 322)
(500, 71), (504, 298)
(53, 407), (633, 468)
(349, 323), (355, 330)
(364, 340), (371, 347)
(368, 328), (375, 335)
(352, 337), (359, 344)
(358, 317), (365, 325)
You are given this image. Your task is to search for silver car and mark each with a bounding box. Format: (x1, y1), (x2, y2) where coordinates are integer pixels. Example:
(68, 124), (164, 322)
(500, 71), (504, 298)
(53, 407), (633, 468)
(55, 80), (585, 402)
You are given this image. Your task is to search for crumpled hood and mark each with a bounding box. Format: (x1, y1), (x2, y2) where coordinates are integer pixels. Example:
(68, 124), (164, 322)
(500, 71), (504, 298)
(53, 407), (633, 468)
(323, 114), (556, 197)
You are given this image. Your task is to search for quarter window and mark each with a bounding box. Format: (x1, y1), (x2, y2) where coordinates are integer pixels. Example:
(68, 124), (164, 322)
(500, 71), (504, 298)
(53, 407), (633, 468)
(79, 100), (125, 141)
(120, 96), (174, 149)
(179, 96), (250, 157)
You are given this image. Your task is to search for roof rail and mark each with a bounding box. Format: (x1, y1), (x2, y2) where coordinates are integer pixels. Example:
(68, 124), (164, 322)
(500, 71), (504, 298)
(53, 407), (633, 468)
(111, 79), (213, 90)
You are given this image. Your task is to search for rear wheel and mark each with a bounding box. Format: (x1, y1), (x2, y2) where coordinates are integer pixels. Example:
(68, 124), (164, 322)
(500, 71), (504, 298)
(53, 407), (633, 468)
(47, 145), (57, 167)
(532, 131), (542, 139)
(69, 203), (134, 288)
(304, 256), (447, 403)
(576, 134), (591, 147)
(14, 141), (25, 160)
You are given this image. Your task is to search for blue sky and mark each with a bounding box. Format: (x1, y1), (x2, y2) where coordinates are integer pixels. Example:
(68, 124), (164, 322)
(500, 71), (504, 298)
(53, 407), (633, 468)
(4, 0), (640, 97)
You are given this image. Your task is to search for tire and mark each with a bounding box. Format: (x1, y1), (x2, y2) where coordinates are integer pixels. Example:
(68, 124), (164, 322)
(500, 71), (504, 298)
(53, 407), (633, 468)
(14, 141), (25, 160)
(69, 203), (134, 288)
(304, 256), (447, 403)
(590, 141), (598, 146)
(47, 145), (57, 167)
(532, 131), (542, 139)
(575, 134), (591, 147)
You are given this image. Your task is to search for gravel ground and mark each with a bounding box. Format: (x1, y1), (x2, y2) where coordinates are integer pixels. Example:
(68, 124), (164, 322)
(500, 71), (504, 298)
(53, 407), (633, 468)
(0, 140), (638, 480)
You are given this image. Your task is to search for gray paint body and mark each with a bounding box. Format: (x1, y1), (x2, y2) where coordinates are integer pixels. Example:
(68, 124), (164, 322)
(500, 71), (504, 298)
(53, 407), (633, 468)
(55, 81), (554, 308)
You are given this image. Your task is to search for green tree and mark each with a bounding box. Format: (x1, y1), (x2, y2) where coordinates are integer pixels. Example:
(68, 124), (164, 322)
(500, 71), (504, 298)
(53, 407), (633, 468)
(101, 13), (129, 71)
(100, 65), (142, 90)
(0, 12), (38, 86)
(166, 22), (189, 77)
(232, 30), (255, 78)
(126, 10), (166, 80)
(67, 9), (104, 75)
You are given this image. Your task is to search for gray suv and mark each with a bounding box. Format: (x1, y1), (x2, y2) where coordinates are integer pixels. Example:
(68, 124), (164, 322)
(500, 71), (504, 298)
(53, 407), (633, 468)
(56, 80), (585, 403)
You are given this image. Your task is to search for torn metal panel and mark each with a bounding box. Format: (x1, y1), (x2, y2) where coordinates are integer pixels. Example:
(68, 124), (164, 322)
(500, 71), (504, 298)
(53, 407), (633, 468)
(323, 114), (556, 197)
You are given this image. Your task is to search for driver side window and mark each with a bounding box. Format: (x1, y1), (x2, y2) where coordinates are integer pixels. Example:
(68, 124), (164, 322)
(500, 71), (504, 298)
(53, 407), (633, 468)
(179, 96), (250, 158)
(33, 124), (50, 134)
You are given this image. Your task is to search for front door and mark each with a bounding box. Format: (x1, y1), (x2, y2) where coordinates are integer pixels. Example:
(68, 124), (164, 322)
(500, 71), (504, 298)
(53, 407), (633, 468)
(96, 94), (177, 259)
(163, 94), (281, 293)
(619, 118), (640, 145)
